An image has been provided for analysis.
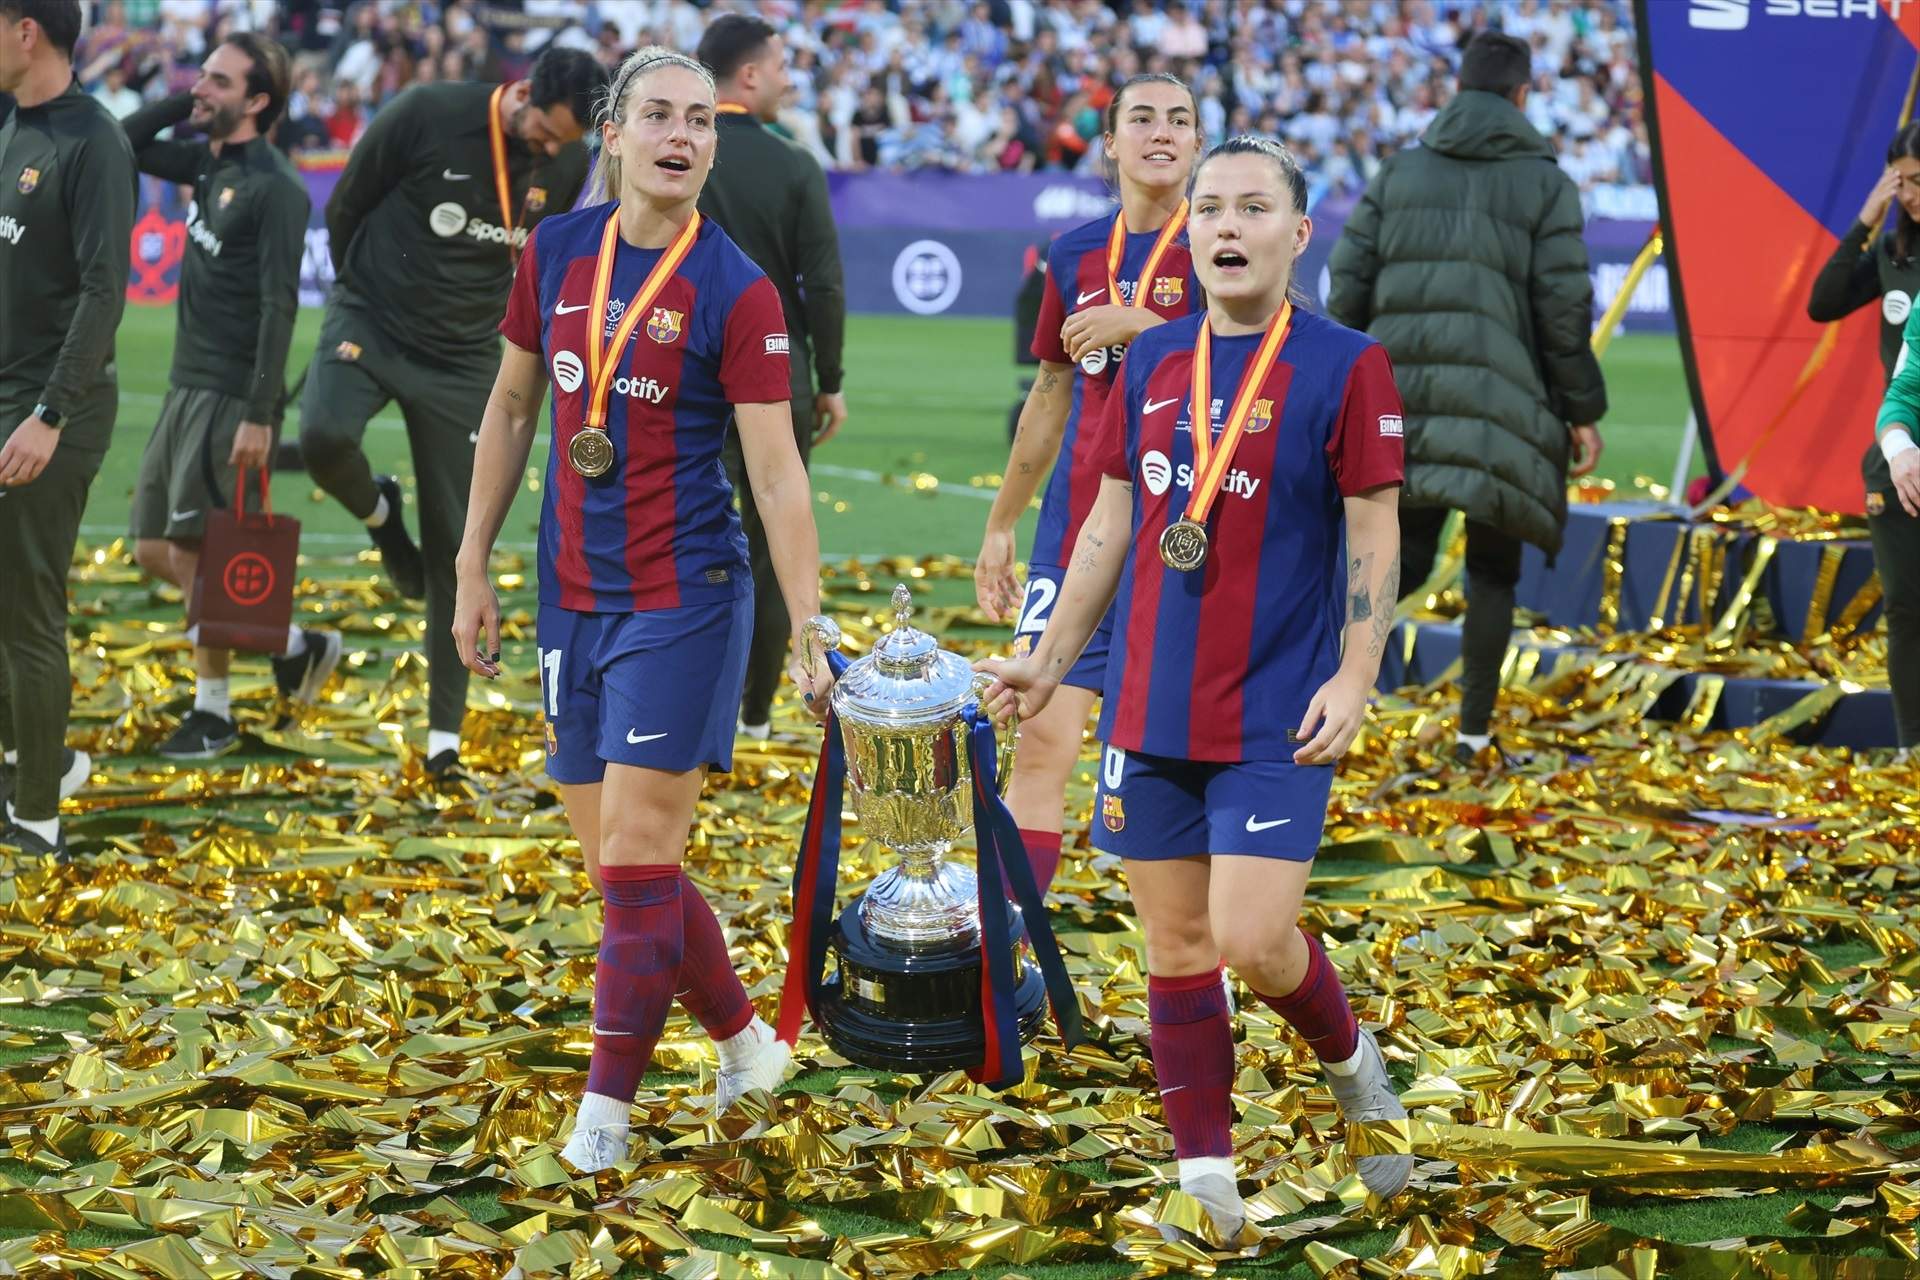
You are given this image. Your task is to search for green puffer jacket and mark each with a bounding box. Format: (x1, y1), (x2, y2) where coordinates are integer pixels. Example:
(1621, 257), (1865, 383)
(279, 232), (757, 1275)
(1327, 89), (1607, 555)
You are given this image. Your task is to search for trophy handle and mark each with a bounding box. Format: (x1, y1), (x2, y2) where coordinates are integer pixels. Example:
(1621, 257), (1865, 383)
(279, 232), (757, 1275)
(802, 615), (844, 681)
(971, 671), (1019, 798)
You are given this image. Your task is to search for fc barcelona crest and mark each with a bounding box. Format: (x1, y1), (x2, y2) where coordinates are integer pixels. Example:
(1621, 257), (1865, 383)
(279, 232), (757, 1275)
(335, 341), (363, 363)
(525, 186), (547, 212)
(16, 167), (39, 195)
(646, 307), (684, 343)
(1244, 397), (1274, 434)
(218, 186), (234, 209)
(1151, 275), (1183, 307)
(1101, 793), (1126, 832)
(1867, 492), (1886, 516)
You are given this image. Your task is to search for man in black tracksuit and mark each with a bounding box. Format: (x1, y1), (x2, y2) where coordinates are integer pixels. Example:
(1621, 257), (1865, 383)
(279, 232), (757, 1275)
(0, 0), (136, 855)
(696, 13), (848, 738)
(122, 33), (346, 759)
(298, 47), (600, 776)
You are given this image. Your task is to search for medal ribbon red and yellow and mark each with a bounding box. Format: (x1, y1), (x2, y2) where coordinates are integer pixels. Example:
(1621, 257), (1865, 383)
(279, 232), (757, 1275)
(487, 84), (521, 263)
(566, 209), (702, 476)
(1103, 200), (1188, 306)
(1159, 301), (1292, 571)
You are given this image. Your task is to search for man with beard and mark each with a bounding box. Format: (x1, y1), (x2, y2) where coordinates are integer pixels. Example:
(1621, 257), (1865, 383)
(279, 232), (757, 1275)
(0, 0), (136, 855)
(122, 33), (343, 758)
(297, 45), (601, 778)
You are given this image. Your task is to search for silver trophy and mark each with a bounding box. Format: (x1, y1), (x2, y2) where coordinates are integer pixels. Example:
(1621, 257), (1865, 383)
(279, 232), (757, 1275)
(801, 585), (1048, 1070)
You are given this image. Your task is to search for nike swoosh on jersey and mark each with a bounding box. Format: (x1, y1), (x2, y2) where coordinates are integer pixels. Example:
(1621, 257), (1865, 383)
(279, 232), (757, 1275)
(1143, 397), (1179, 415)
(1076, 288), (1106, 305)
(443, 169), (471, 181)
(626, 730), (667, 744)
(554, 301), (589, 315)
(1244, 816), (1293, 832)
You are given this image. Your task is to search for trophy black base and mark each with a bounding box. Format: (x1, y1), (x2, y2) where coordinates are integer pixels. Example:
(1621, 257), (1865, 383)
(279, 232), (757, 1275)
(816, 899), (1048, 1072)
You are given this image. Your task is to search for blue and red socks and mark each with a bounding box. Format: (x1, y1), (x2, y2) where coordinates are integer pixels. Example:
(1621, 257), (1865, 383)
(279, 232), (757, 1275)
(1018, 827), (1063, 893)
(1147, 969), (1236, 1159)
(582, 864), (685, 1117)
(674, 872), (757, 1045)
(1250, 930), (1361, 1066)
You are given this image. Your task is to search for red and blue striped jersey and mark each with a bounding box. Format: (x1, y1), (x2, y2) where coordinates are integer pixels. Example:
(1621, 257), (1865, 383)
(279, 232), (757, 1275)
(501, 209), (790, 613)
(1090, 308), (1405, 762)
(1028, 210), (1200, 568)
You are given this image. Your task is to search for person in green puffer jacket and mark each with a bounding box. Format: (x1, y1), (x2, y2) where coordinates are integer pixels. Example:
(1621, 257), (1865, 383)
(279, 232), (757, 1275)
(1328, 31), (1608, 765)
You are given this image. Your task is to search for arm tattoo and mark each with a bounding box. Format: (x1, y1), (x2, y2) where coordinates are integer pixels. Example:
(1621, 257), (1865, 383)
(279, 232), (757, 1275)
(1347, 552), (1374, 624)
(1369, 551), (1401, 658)
(1018, 461), (1034, 474)
(506, 388), (523, 401)
(1035, 369), (1060, 398)
(1073, 532), (1105, 575)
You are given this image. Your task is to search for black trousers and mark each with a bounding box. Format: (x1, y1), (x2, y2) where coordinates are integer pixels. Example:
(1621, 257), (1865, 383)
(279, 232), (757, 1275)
(0, 428), (104, 820)
(1397, 504), (1525, 737)
(722, 394), (815, 727)
(1869, 488), (1920, 748)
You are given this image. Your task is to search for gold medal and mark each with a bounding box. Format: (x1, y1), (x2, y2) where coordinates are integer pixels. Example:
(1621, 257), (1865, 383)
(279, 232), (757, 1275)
(1158, 518), (1209, 571)
(568, 426), (613, 477)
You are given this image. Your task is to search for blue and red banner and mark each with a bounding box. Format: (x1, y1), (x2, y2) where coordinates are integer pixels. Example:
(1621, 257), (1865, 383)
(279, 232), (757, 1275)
(1638, 0), (1920, 514)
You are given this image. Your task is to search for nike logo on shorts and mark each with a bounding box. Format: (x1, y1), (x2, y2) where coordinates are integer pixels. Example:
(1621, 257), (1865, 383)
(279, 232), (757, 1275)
(171, 508), (198, 522)
(1076, 288), (1106, 305)
(1143, 397), (1179, 415)
(1245, 816), (1292, 832)
(468, 430), (480, 444)
(443, 169), (471, 181)
(554, 301), (590, 315)
(626, 730), (667, 744)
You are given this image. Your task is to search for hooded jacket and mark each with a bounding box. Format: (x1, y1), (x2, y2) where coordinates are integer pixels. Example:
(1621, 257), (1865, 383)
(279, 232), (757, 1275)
(1327, 89), (1607, 554)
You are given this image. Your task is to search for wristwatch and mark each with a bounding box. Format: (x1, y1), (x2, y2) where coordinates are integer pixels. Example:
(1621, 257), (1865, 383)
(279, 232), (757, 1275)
(31, 403), (62, 428)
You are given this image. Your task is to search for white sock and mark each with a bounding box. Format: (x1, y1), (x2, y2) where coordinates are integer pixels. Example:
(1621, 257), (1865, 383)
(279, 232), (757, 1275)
(575, 1090), (632, 1132)
(1177, 1156), (1243, 1225)
(364, 492), (390, 528)
(185, 624), (200, 646)
(1324, 1039), (1368, 1076)
(6, 804), (57, 845)
(1456, 731), (1490, 753)
(716, 1016), (772, 1071)
(428, 729), (460, 760)
(195, 677), (231, 721)
(282, 626), (308, 659)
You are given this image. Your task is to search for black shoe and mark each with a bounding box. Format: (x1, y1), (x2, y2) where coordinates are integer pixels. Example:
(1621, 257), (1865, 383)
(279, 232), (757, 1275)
(0, 821), (65, 858)
(273, 628), (344, 703)
(367, 475), (426, 600)
(424, 748), (464, 779)
(159, 710), (239, 758)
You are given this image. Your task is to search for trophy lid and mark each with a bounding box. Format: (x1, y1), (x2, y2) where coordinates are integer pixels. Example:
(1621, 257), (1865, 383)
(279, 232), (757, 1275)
(833, 584), (978, 723)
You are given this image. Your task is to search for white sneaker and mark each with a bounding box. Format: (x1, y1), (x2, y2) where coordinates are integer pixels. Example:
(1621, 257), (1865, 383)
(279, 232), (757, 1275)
(558, 1121), (629, 1173)
(1325, 1029), (1413, 1198)
(737, 720), (771, 742)
(716, 1024), (792, 1111)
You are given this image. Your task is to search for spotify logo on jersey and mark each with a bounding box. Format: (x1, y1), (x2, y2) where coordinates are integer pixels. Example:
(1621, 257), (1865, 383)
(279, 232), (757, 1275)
(552, 350), (585, 393)
(429, 202), (469, 237)
(1141, 450), (1173, 495)
(1886, 290), (1912, 326)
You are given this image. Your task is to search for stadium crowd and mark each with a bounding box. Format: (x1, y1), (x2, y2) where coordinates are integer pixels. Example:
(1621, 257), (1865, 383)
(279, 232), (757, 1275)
(76, 0), (1650, 199)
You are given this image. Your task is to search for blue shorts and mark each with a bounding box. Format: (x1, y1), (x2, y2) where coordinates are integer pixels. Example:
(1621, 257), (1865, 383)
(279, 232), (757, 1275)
(1089, 745), (1333, 861)
(536, 597), (752, 784)
(1013, 562), (1111, 692)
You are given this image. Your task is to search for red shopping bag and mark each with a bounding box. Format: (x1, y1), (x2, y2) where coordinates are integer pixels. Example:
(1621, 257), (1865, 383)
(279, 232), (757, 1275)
(189, 466), (300, 653)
